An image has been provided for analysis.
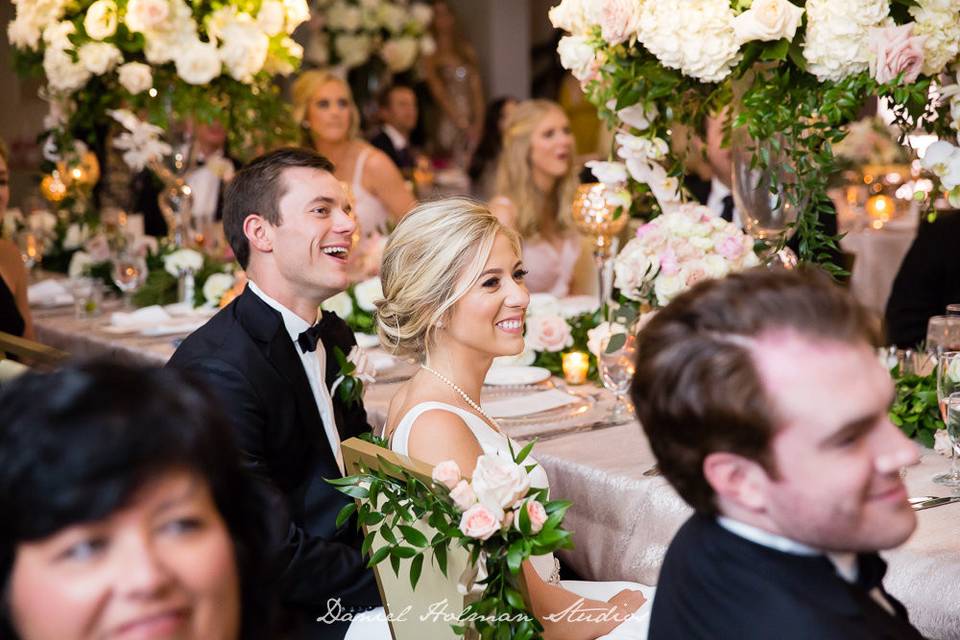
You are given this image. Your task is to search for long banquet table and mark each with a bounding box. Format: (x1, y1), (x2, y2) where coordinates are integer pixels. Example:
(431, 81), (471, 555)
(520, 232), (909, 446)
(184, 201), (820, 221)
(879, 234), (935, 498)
(28, 302), (960, 640)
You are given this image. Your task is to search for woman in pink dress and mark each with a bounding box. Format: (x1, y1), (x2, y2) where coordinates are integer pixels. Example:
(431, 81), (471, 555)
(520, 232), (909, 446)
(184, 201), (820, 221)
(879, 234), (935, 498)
(489, 100), (586, 297)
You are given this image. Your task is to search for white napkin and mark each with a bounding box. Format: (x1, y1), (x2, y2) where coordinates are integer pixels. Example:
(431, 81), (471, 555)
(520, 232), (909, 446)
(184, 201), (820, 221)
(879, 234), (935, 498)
(482, 389), (580, 418)
(28, 280), (73, 306)
(110, 305), (172, 328)
(140, 320), (205, 336)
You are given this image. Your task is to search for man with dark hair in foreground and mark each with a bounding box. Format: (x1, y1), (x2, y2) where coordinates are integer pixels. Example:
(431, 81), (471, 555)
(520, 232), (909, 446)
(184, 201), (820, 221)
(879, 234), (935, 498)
(631, 268), (923, 639)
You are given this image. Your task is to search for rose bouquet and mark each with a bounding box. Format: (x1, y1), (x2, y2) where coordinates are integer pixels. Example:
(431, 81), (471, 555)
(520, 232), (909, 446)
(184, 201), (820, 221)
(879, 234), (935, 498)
(551, 0), (960, 270)
(305, 0), (435, 73)
(9, 0), (309, 166)
(332, 440), (573, 639)
(321, 276), (382, 334)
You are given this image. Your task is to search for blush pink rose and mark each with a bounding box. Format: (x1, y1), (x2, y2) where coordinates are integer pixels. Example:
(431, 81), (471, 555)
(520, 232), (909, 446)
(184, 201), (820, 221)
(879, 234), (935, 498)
(449, 480), (478, 511)
(658, 248), (680, 276)
(869, 24), (928, 85)
(636, 222), (655, 239)
(431, 460), (462, 490)
(471, 454), (530, 510)
(525, 315), (574, 353)
(717, 235), (745, 260)
(513, 499), (548, 534)
(459, 503), (501, 541)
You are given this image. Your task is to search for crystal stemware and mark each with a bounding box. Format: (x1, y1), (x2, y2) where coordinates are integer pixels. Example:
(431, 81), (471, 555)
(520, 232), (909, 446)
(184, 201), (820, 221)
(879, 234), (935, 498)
(598, 330), (637, 424)
(926, 315), (960, 354)
(571, 183), (629, 308)
(111, 253), (147, 307)
(935, 351), (960, 486)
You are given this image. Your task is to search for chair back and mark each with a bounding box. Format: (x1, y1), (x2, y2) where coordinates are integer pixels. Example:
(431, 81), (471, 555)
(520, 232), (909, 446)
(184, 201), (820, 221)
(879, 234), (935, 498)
(0, 331), (69, 371)
(342, 437), (488, 640)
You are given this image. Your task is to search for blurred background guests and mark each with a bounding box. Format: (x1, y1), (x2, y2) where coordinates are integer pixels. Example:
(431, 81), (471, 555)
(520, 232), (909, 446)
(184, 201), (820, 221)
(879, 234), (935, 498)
(369, 84), (419, 178)
(885, 211), (960, 348)
(0, 361), (279, 640)
(0, 140), (33, 339)
(491, 99), (590, 297)
(468, 96), (517, 201)
(423, 0), (485, 169)
(292, 70), (415, 277)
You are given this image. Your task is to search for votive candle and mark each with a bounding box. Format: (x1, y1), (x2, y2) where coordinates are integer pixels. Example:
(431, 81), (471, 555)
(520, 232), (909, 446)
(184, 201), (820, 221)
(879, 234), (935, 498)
(562, 351), (590, 385)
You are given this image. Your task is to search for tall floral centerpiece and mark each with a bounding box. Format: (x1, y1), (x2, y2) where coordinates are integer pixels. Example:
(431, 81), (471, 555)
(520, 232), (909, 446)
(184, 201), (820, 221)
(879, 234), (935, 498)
(552, 0), (960, 269)
(9, 0), (309, 169)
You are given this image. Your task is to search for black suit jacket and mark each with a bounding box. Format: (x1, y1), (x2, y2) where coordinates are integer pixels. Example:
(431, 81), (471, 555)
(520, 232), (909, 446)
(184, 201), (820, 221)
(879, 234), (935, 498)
(650, 514), (924, 640)
(167, 286), (380, 639)
(885, 211), (960, 348)
(369, 129), (415, 173)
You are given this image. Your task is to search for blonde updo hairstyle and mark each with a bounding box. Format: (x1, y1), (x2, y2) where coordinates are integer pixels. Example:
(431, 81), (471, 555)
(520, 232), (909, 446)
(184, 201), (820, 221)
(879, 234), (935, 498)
(495, 99), (577, 238)
(376, 198), (521, 362)
(291, 69), (361, 146)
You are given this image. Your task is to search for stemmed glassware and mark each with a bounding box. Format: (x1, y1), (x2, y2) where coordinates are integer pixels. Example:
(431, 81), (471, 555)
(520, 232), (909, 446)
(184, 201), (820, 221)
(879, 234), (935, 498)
(934, 351), (960, 486)
(598, 327), (638, 424)
(110, 251), (147, 307)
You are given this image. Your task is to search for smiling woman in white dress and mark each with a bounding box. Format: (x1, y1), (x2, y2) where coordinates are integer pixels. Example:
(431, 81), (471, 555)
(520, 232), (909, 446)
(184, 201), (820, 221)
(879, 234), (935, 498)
(358, 198), (654, 640)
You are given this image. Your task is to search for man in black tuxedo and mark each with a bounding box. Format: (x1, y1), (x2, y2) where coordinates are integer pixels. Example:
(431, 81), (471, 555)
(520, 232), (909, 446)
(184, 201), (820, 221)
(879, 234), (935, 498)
(167, 148), (380, 639)
(369, 84), (418, 176)
(631, 268), (924, 640)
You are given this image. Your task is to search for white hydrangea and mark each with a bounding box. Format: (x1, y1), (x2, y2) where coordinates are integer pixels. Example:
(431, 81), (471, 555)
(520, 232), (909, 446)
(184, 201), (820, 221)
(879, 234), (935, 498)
(141, 0), (198, 65)
(549, 0), (590, 35)
(175, 38), (222, 85)
(117, 61), (153, 94)
(282, 0), (311, 34)
(378, 3), (408, 34)
(8, 0), (69, 50)
(381, 37), (419, 72)
(78, 42), (123, 75)
(163, 248), (204, 276)
(335, 33), (372, 68)
(410, 3), (434, 28)
(909, 0), (960, 76)
(44, 48), (93, 93)
(328, 1), (363, 31)
(802, 0), (890, 82)
(636, 0), (740, 83)
(257, 0), (286, 36)
(218, 15), (269, 83)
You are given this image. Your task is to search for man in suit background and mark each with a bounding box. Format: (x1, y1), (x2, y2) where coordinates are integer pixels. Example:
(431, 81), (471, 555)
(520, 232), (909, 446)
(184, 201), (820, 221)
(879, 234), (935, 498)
(631, 268), (923, 639)
(168, 148), (380, 639)
(369, 84), (419, 176)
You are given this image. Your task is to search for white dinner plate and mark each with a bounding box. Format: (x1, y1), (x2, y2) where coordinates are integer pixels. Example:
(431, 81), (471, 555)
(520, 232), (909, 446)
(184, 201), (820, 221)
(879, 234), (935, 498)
(484, 366), (552, 386)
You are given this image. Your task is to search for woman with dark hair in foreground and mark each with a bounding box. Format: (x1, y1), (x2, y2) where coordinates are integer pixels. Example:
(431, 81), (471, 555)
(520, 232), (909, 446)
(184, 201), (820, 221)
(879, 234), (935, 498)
(0, 361), (280, 640)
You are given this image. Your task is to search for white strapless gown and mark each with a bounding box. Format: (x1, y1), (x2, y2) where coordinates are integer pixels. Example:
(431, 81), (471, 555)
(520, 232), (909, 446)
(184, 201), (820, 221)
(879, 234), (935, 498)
(345, 402), (654, 640)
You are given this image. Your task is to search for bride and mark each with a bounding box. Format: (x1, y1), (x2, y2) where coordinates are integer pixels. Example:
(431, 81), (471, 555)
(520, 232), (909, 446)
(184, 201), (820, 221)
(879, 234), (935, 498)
(373, 198), (653, 639)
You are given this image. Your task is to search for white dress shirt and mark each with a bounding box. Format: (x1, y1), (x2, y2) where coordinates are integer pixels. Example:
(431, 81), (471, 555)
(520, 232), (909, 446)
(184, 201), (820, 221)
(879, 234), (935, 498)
(717, 516), (895, 615)
(705, 176), (743, 229)
(247, 281), (344, 473)
(382, 124), (408, 152)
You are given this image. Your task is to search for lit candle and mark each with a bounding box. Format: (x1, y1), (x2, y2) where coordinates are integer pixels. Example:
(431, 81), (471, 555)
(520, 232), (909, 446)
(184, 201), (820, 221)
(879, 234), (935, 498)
(562, 351), (590, 385)
(865, 194), (894, 222)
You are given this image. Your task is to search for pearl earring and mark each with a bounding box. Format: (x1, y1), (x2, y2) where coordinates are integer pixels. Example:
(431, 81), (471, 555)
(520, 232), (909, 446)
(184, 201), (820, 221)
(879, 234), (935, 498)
(300, 120), (310, 130)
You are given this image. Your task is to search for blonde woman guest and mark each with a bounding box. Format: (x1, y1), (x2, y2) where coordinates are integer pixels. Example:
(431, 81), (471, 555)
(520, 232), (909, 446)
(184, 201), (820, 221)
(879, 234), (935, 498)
(490, 100), (586, 298)
(0, 141), (33, 339)
(292, 70), (415, 276)
(373, 198), (654, 640)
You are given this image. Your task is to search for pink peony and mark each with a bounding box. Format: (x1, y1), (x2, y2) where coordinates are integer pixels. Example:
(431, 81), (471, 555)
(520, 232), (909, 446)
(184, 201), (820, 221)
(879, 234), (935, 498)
(513, 499), (548, 535)
(525, 315), (574, 353)
(459, 503), (501, 541)
(431, 460), (462, 490)
(449, 480), (478, 511)
(658, 248), (680, 276)
(869, 24), (928, 85)
(717, 235), (746, 261)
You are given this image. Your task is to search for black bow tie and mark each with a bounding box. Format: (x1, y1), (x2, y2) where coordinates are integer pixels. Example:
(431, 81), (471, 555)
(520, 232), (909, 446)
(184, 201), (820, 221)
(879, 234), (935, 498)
(297, 313), (333, 353)
(855, 553), (887, 592)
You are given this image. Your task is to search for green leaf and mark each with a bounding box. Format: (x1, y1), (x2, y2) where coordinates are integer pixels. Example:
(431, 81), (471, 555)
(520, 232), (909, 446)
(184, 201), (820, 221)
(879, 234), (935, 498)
(337, 485), (369, 499)
(398, 525), (429, 548)
(504, 587), (526, 610)
(410, 554), (424, 589)
(379, 524), (398, 546)
(335, 502), (356, 528)
(514, 439), (537, 465)
(368, 546), (391, 567)
(604, 332), (627, 354)
(391, 546), (418, 559)
(760, 39), (790, 62)
(434, 542), (448, 576)
(507, 541), (525, 574)
(361, 531), (376, 558)
(390, 552), (401, 577)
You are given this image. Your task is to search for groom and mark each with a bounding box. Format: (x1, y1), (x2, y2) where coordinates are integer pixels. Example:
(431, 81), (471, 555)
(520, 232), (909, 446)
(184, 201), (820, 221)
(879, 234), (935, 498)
(631, 268), (924, 639)
(168, 147), (380, 639)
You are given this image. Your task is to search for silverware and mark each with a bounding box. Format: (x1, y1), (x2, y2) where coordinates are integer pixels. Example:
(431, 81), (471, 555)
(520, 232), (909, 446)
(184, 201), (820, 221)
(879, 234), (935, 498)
(912, 496), (960, 511)
(643, 463), (660, 477)
(908, 495), (937, 505)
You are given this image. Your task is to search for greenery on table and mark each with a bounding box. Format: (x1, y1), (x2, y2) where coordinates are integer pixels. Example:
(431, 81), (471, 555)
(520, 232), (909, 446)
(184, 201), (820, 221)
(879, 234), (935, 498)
(130, 243), (235, 308)
(332, 439), (575, 640)
(532, 310), (602, 383)
(889, 365), (941, 449)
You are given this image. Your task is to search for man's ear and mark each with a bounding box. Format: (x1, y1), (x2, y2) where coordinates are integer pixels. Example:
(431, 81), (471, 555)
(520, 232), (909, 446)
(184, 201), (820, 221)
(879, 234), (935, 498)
(243, 213), (273, 255)
(703, 451), (770, 513)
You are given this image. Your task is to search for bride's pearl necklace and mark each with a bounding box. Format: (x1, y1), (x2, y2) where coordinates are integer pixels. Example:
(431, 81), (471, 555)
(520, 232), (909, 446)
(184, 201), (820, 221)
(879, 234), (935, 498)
(420, 365), (500, 430)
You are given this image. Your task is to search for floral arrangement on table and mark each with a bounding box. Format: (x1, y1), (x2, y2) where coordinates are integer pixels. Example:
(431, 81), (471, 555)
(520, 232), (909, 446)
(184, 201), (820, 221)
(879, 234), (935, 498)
(332, 442), (573, 639)
(321, 276), (383, 334)
(551, 0), (960, 269)
(9, 0), (309, 168)
(305, 0), (435, 73)
(133, 245), (241, 308)
(833, 116), (911, 168)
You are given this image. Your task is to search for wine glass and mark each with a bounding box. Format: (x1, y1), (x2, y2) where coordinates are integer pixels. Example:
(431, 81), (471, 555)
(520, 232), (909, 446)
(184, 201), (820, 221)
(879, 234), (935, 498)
(934, 351), (960, 486)
(111, 253), (147, 307)
(598, 330), (637, 424)
(926, 316), (960, 354)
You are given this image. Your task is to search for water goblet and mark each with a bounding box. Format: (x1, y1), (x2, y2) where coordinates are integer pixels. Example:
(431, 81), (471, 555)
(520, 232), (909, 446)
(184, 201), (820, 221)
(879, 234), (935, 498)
(598, 330), (637, 424)
(926, 315), (960, 354)
(934, 392), (960, 486)
(934, 351), (960, 486)
(111, 253), (147, 307)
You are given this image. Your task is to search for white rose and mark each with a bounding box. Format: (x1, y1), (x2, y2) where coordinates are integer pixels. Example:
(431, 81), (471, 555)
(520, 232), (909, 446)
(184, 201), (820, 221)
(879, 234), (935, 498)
(410, 3), (434, 28)
(68, 251), (94, 278)
(125, 0), (170, 32)
(84, 0), (119, 40)
(257, 0), (286, 36)
(702, 254), (731, 279)
(585, 160), (628, 185)
(353, 277), (383, 312)
(587, 321), (626, 357)
(431, 460), (462, 490)
(218, 17), (269, 83)
(378, 4), (408, 33)
(471, 454), (530, 511)
(321, 291), (354, 319)
(43, 20), (76, 50)
(449, 480), (478, 511)
(78, 42), (123, 75)
(613, 243), (655, 300)
(117, 62), (153, 94)
(524, 315), (574, 353)
(335, 33), (372, 68)
(598, 0), (642, 45)
(162, 248), (204, 276)
(202, 272), (235, 305)
(654, 273), (687, 307)
(381, 37), (419, 72)
(327, 2), (363, 31)
(283, 0), (311, 33)
(527, 293), (562, 318)
(44, 48), (93, 93)
(732, 0), (804, 45)
(549, 0), (588, 34)
(557, 35), (596, 82)
(175, 39), (222, 85)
